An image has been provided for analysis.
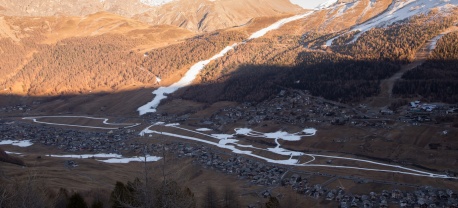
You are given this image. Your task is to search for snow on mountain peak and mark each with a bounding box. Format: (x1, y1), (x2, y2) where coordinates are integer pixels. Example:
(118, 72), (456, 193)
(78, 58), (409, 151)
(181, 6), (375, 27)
(325, 0), (458, 46)
(316, 0), (339, 10)
(289, 0), (335, 9)
(140, 0), (175, 6)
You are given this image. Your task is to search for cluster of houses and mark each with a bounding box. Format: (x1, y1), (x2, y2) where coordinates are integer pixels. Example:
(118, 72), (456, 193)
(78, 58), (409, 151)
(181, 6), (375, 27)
(200, 90), (370, 128)
(410, 101), (438, 112)
(147, 142), (286, 186)
(399, 100), (457, 124)
(1, 118), (457, 207)
(284, 172), (457, 207)
(0, 120), (136, 154)
(146, 142), (458, 208)
(0, 104), (31, 113)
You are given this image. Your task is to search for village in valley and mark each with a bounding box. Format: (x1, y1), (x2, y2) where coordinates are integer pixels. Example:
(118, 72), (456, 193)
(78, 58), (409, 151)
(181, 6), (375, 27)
(1, 89), (457, 207)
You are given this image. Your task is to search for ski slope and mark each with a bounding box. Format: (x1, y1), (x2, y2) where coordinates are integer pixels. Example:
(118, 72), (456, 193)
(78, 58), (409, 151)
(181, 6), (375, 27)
(138, 11), (314, 115)
(326, 0), (458, 46)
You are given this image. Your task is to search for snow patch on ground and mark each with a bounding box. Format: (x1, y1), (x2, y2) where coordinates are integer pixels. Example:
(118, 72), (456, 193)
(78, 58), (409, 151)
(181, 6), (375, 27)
(140, 0), (175, 7)
(211, 134), (234, 140)
(303, 128), (317, 135)
(316, 0), (338, 10)
(234, 127), (316, 141)
(138, 44), (238, 115)
(141, 123), (315, 166)
(360, 0), (376, 18)
(5, 151), (22, 155)
(48, 153), (161, 164)
(98, 155), (161, 163)
(289, 0), (328, 9)
(0, 140), (33, 147)
(429, 34), (445, 50)
(248, 12), (313, 39)
(196, 128), (212, 132)
(50, 153), (123, 158)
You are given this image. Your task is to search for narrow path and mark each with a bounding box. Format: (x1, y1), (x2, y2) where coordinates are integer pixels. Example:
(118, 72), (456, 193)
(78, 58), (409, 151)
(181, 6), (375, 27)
(369, 25), (458, 107)
(22, 115), (141, 130)
(321, 176), (338, 187)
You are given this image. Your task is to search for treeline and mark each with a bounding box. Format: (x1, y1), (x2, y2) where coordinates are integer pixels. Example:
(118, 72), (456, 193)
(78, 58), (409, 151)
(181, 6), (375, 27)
(110, 178), (196, 208)
(334, 13), (457, 63)
(0, 175), (245, 208)
(393, 32), (458, 103)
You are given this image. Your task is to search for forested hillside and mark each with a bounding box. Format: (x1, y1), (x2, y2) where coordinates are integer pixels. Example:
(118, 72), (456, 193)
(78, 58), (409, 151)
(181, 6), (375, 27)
(0, 25), (245, 95)
(0, 2), (457, 107)
(393, 32), (458, 103)
(180, 12), (456, 104)
(332, 13), (457, 63)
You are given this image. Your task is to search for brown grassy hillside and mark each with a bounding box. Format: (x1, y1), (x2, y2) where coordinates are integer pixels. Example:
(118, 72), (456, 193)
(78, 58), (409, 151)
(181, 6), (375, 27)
(0, 0), (303, 32)
(0, 148), (25, 166)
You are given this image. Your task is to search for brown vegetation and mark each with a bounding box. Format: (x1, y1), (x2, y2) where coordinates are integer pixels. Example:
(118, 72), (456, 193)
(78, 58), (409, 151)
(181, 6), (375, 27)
(0, 14), (248, 97)
(0, 148), (25, 166)
(333, 13), (457, 63)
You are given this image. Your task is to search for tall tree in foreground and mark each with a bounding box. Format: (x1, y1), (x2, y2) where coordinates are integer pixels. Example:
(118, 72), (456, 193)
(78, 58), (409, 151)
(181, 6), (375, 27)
(223, 186), (240, 208)
(67, 193), (88, 208)
(203, 186), (219, 208)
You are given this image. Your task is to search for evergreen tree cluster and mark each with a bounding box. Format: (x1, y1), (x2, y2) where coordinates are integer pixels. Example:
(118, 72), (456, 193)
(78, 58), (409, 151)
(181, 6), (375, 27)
(393, 32), (458, 103)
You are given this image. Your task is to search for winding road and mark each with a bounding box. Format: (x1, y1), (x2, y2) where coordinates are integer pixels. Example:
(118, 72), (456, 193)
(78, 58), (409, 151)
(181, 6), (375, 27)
(22, 116), (141, 130)
(140, 123), (457, 179)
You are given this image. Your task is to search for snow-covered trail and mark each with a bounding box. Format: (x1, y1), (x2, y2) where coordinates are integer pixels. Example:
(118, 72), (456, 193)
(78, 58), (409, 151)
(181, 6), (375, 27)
(428, 25), (458, 50)
(138, 11), (314, 115)
(22, 116), (141, 130)
(140, 123), (456, 179)
(325, 0), (458, 46)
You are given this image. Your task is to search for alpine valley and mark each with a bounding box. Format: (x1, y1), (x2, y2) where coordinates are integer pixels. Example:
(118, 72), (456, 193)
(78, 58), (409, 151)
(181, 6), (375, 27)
(1, 0), (458, 207)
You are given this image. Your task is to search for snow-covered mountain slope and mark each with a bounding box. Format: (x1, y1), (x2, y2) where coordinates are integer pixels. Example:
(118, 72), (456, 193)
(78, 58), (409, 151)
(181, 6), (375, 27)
(316, 0), (339, 10)
(289, 0), (337, 9)
(326, 0), (458, 46)
(272, 0), (392, 36)
(140, 0), (175, 6)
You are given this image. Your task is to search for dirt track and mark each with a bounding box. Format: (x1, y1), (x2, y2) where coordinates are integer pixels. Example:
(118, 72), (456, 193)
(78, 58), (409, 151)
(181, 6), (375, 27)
(369, 25), (458, 108)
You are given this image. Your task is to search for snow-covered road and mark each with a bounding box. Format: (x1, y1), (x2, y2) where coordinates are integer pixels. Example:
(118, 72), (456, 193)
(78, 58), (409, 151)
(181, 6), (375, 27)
(23, 116), (141, 130)
(140, 123), (456, 179)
